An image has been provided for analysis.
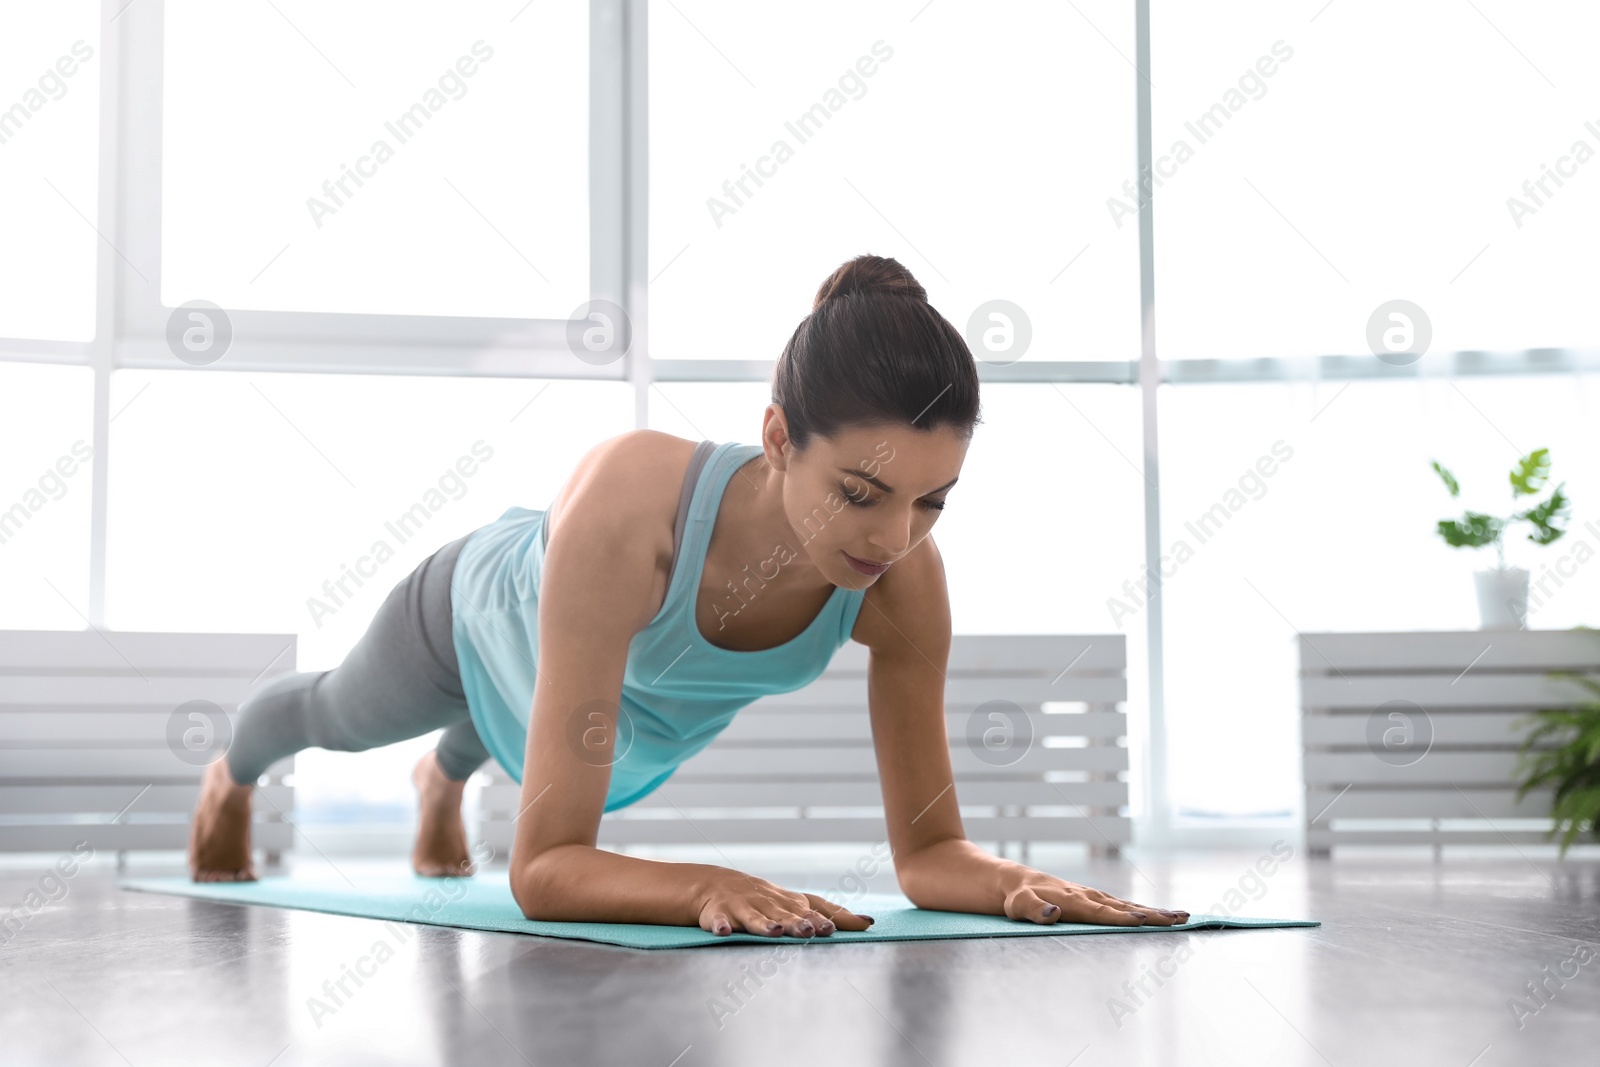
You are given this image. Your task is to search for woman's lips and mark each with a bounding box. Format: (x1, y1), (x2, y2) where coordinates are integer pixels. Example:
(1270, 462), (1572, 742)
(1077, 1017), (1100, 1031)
(843, 551), (890, 576)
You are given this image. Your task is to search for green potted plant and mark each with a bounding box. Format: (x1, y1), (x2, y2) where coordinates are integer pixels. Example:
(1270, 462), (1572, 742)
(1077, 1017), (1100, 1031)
(1430, 448), (1571, 629)
(1513, 633), (1600, 856)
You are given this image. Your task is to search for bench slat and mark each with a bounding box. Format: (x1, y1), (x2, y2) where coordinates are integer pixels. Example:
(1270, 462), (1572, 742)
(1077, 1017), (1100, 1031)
(0, 822), (293, 852)
(1306, 827), (1559, 848)
(1300, 711), (1561, 746)
(0, 751), (293, 780)
(1304, 751), (1532, 786)
(0, 784), (293, 815)
(0, 630), (295, 674)
(1301, 673), (1598, 709)
(0, 677), (272, 705)
(822, 635), (1127, 674)
(1305, 788), (1553, 820)
(0, 712), (261, 742)
(1298, 631), (1600, 672)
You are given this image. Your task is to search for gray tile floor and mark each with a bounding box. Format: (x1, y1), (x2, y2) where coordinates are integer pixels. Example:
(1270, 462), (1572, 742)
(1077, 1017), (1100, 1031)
(2, 843), (1598, 1066)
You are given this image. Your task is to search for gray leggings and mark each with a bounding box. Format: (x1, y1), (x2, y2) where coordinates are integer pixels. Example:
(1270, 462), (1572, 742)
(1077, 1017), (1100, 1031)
(226, 534), (491, 785)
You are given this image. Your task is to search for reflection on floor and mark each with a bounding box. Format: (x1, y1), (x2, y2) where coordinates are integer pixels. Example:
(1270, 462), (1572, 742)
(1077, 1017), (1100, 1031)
(2, 843), (1598, 1066)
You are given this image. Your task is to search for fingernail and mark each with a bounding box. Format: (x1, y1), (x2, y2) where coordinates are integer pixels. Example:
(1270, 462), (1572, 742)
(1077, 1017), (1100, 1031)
(767, 922), (783, 934)
(799, 921), (814, 935)
(859, 915), (875, 924)
(1041, 904), (1059, 917)
(1131, 911), (1147, 921)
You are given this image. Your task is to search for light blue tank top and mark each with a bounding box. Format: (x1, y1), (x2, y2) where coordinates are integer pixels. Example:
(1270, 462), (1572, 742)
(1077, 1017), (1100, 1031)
(449, 440), (867, 812)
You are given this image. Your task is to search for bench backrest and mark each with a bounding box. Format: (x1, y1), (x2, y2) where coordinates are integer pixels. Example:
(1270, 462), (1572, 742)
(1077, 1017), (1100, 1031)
(1298, 629), (1600, 853)
(477, 634), (1129, 857)
(0, 630), (298, 857)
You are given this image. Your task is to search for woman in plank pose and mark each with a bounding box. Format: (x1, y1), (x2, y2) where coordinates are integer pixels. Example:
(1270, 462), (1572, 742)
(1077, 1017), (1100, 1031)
(189, 254), (1190, 937)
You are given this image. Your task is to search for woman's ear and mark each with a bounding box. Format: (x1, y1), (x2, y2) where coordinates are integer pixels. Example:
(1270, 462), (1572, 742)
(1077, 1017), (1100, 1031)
(761, 404), (794, 473)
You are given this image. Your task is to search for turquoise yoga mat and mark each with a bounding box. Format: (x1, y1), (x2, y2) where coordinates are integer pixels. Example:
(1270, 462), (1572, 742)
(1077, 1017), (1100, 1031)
(120, 872), (1319, 949)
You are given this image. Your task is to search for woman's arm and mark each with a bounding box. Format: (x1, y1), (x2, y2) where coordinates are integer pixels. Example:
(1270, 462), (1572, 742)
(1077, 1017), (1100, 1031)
(507, 432), (872, 937)
(506, 433), (713, 923)
(854, 535), (1191, 926)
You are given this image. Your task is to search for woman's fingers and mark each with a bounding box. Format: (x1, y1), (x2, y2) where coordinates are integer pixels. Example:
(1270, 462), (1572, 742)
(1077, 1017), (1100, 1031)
(803, 893), (875, 931)
(699, 879), (873, 938)
(1084, 887), (1190, 925)
(1051, 891), (1150, 926)
(1088, 889), (1190, 921)
(1008, 885), (1152, 926)
(724, 899), (786, 937)
(718, 899), (831, 937)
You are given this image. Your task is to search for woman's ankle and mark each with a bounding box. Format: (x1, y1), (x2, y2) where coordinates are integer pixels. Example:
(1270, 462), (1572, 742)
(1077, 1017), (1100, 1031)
(210, 757), (253, 793)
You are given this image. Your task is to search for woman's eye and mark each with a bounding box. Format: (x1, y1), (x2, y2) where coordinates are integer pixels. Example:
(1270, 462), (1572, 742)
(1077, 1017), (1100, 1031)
(841, 484), (875, 507)
(839, 484), (946, 513)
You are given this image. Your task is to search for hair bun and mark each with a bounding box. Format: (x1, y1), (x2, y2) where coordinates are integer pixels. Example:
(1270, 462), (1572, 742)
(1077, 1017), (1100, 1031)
(812, 254), (926, 312)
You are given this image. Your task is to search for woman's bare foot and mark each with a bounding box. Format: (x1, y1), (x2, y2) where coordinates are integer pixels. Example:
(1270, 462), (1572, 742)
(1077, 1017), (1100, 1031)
(412, 750), (475, 878)
(189, 757), (258, 882)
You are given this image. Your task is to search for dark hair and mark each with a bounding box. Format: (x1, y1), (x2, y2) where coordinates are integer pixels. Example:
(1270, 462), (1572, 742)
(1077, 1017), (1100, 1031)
(771, 254), (982, 453)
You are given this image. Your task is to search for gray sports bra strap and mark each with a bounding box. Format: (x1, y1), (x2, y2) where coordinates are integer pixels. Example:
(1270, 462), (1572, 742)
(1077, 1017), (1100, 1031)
(665, 439), (719, 593)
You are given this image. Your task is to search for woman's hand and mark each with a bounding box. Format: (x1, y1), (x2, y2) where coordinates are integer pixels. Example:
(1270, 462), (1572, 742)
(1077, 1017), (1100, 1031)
(896, 839), (1190, 925)
(696, 868), (877, 938)
(999, 865), (1190, 926)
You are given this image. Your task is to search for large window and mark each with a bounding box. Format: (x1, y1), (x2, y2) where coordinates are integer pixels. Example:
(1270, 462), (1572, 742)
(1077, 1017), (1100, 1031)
(1160, 373), (1600, 818)
(649, 0), (1140, 363)
(1153, 0), (1600, 359)
(105, 373), (632, 665)
(0, 365), (95, 628)
(0, 3), (100, 342)
(2, 0), (1593, 842)
(160, 0), (590, 320)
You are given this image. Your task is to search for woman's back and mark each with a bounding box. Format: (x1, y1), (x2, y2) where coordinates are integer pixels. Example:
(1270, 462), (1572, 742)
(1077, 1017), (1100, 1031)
(449, 431), (867, 810)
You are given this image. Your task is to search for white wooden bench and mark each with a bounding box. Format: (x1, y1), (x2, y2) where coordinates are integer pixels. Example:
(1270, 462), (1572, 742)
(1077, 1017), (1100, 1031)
(1299, 629), (1600, 856)
(0, 630), (298, 866)
(477, 634), (1130, 860)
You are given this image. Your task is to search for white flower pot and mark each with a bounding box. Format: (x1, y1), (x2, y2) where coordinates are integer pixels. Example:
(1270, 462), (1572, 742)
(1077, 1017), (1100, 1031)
(1474, 566), (1530, 630)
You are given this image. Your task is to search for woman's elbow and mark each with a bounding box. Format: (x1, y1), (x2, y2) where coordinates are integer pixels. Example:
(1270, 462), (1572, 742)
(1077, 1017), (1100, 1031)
(510, 854), (552, 920)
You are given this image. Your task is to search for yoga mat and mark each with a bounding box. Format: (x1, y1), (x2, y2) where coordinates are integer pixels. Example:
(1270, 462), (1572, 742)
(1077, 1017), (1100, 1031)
(120, 872), (1318, 949)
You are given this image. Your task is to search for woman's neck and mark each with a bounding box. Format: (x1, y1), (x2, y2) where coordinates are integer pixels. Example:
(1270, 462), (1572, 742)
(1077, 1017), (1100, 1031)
(717, 452), (832, 597)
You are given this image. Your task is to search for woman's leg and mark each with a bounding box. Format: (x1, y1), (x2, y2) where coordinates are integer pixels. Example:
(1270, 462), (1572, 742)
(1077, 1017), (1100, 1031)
(224, 534), (487, 785)
(191, 534), (490, 881)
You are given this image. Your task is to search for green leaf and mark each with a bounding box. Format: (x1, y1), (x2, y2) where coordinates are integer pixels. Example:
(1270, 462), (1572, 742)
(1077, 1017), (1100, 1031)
(1430, 459), (1460, 498)
(1516, 482), (1571, 545)
(1513, 660), (1600, 857)
(1510, 448), (1552, 496)
(1427, 460), (1465, 502)
(1436, 512), (1502, 548)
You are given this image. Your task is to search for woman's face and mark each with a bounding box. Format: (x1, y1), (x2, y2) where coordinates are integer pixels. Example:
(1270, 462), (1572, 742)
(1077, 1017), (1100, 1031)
(770, 416), (968, 589)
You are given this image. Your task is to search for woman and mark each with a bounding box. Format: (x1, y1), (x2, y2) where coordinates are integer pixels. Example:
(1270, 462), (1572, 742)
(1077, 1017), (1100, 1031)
(189, 254), (1191, 937)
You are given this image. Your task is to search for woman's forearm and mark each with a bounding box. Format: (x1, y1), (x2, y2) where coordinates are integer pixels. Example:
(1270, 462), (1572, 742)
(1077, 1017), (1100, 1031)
(513, 843), (724, 926)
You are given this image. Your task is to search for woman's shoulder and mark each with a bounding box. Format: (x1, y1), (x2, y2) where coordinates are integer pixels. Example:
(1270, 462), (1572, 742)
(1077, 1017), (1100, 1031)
(542, 429), (701, 563)
(849, 533), (950, 652)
